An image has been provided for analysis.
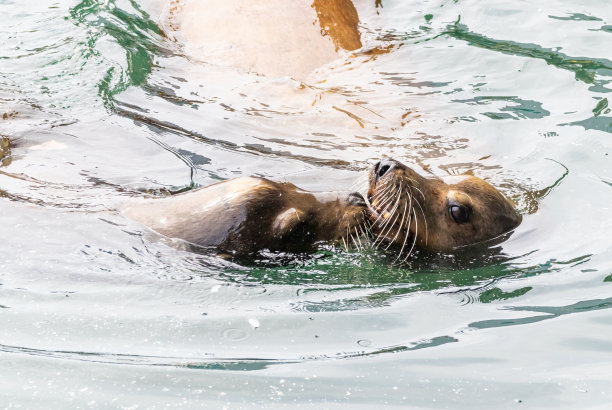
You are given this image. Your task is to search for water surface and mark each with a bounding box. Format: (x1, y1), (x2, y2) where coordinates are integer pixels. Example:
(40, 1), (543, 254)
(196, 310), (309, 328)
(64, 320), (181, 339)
(1, 0), (612, 408)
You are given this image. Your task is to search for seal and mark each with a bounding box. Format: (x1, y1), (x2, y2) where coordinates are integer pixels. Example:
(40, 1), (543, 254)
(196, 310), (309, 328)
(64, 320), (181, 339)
(162, 0), (363, 79)
(123, 176), (368, 255)
(367, 158), (521, 257)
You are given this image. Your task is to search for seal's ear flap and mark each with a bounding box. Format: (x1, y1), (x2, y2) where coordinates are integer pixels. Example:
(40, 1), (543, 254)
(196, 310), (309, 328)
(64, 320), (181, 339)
(272, 208), (306, 238)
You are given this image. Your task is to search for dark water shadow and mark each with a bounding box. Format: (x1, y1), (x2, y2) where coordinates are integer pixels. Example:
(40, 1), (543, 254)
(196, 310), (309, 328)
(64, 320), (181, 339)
(562, 115), (612, 133)
(451, 96), (550, 121)
(549, 13), (602, 22)
(202, 231), (568, 313)
(469, 296), (612, 330)
(0, 342), (295, 371)
(0, 335), (459, 371)
(116, 104), (352, 170)
(69, 0), (168, 110)
(218, 236), (517, 287)
(441, 18), (612, 93)
(560, 96), (612, 132)
(287, 252), (593, 313)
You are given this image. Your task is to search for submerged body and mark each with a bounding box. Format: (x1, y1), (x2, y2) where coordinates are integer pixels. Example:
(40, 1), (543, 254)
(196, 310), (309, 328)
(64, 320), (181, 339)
(367, 158), (521, 258)
(161, 0), (362, 79)
(124, 177), (367, 255)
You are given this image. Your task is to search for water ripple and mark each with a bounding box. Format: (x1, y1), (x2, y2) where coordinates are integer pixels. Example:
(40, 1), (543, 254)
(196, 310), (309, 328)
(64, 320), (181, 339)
(443, 19), (612, 92)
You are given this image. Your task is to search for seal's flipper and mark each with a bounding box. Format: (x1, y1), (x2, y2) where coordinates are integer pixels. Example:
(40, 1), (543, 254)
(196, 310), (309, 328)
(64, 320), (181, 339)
(272, 208), (307, 238)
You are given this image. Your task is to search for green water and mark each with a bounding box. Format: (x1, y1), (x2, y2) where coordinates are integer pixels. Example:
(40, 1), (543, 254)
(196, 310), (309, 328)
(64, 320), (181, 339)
(1, 0), (612, 408)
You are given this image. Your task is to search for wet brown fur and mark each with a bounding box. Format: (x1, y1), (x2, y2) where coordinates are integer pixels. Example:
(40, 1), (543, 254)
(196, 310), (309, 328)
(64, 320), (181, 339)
(124, 177), (367, 255)
(367, 159), (521, 255)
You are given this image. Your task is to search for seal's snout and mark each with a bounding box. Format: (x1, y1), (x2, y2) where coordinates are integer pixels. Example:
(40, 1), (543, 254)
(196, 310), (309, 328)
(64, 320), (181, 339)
(373, 158), (403, 184)
(348, 192), (367, 207)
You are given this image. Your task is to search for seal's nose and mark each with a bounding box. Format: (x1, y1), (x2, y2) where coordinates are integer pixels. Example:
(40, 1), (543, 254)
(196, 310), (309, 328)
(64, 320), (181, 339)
(373, 158), (401, 184)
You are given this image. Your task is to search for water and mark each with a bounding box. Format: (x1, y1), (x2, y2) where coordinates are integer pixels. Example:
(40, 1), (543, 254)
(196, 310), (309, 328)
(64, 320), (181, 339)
(1, 0), (611, 407)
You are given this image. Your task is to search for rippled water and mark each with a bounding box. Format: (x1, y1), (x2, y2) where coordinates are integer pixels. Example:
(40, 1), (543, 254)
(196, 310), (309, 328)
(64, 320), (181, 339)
(1, 0), (612, 407)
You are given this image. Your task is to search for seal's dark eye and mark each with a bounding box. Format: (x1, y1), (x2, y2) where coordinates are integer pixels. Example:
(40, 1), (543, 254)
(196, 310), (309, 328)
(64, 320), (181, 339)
(449, 205), (470, 223)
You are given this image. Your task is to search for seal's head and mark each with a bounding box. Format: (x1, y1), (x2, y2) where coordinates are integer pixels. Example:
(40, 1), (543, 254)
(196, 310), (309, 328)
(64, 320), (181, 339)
(367, 158), (521, 255)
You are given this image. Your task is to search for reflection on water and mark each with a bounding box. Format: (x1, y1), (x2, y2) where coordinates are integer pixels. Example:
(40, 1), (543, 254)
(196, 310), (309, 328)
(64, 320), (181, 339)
(1, 0), (612, 407)
(451, 96), (551, 120)
(444, 19), (612, 91)
(70, 0), (163, 108)
(470, 296), (612, 329)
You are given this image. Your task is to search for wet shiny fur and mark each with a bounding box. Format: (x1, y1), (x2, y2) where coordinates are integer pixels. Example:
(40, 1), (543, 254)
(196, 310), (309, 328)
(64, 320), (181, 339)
(124, 177), (367, 255)
(365, 158), (521, 261)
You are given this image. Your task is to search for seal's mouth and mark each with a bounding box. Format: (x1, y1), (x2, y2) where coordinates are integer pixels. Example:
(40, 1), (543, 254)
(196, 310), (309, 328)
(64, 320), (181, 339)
(366, 195), (392, 219)
(366, 191), (418, 242)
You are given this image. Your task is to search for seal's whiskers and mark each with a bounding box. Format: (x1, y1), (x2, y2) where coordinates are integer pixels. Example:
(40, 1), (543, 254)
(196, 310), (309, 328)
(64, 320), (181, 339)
(370, 184), (399, 246)
(374, 190), (401, 236)
(353, 226), (363, 250)
(350, 173), (370, 195)
(373, 194), (402, 247)
(370, 193), (395, 228)
(341, 235), (349, 252)
(373, 176), (394, 198)
(359, 213), (375, 247)
(385, 198), (408, 251)
(401, 209), (419, 264)
(377, 183), (405, 248)
(394, 207), (414, 263)
(385, 184), (412, 251)
(364, 156), (522, 261)
(358, 219), (371, 241)
(372, 181), (395, 210)
(371, 178), (400, 228)
(349, 230), (360, 251)
(412, 195), (429, 246)
(411, 185), (426, 201)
